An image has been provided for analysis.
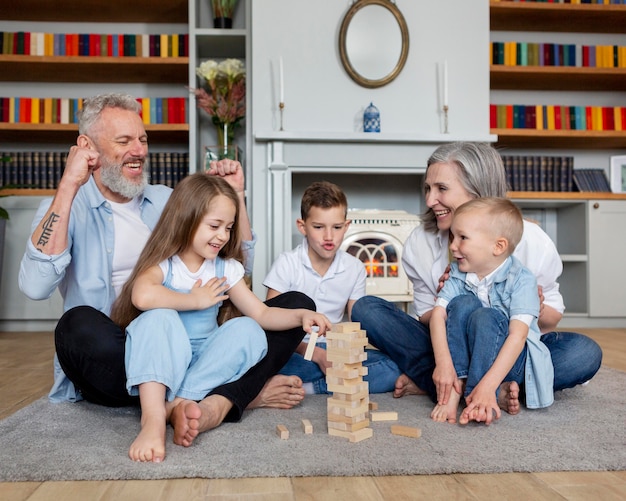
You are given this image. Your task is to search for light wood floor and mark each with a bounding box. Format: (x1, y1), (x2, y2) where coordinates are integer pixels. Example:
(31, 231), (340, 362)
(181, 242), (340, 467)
(1, 328), (625, 501)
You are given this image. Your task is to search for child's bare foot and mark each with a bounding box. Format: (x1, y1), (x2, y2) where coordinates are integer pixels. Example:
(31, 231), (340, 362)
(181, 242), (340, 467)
(431, 387), (462, 424)
(497, 381), (520, 415)
(129, 414), (166, 462)
(247, 375), (304, 409)
(393, 374), (426, 398)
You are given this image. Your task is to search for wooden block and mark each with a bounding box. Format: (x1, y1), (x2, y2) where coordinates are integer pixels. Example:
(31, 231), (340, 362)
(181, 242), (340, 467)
(369, 401), (378, 411)
(301, 419), (313, 434)
(276, 424), (289, 439)
(327, 381), (369, 395)
(328, 402), (370, 418)
(327, 418), (370, 432)
(327, 411), (368, 424)
(391, 425), (422, 438)
(330, 388), (369, 402)
(331, 322), (361, 333)
(303, 331), (318, 361)
(327, 337), (369, 349)
(328, 426), (373, 443)
(326, 351), (367, 364)
(370, 411), (398, 422)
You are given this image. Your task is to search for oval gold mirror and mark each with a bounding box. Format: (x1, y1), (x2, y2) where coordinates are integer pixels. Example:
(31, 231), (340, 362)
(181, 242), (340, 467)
(338, 0), (409, 89)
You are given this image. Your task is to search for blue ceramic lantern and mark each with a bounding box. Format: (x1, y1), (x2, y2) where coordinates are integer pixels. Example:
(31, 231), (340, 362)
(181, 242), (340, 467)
(363, 102), (380, 133)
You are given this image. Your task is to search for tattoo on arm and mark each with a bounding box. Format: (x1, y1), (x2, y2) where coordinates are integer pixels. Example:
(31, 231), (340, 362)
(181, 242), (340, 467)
(36, 212), (60, 251)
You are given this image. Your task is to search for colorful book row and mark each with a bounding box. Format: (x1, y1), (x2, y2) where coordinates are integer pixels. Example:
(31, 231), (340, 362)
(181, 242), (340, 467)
(492, 1), (626, 4)
(0, 97), (188, 125)
(491, 42), (626, 68)
(490, 104), (626, 131)
(0, 151), (189, 190)
(502, 155), (574, 192)
(0, 32), (189, 58)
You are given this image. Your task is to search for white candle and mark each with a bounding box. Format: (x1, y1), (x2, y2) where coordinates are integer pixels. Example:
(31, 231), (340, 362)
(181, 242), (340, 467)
(443, 60), (448, 107)
(279, 57), (284, 103)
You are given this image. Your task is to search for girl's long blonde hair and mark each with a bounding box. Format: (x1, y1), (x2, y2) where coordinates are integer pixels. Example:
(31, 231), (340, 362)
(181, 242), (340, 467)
(111, 173), (243, 329)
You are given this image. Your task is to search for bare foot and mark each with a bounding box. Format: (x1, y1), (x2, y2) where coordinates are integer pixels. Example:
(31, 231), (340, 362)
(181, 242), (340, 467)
(170, 395), (233, 447)
(169, 399), (201, 447)
(431, 387), (462, 424)
(129, 414), (166, 462)
(247, 375), (305, 409)
(498, 381), (521, 415)
(393, 374), (426, 398)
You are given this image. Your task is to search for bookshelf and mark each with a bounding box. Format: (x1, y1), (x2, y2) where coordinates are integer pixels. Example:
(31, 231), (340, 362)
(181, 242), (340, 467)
(0, 0), (189, 196)
(187, 0), (250, 177)
(490, 2), (626, 325)
(489, 0), (626, 150)
(490, 2), (626, 34)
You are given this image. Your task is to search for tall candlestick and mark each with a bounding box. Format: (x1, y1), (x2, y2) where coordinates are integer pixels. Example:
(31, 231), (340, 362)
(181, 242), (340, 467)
(443, 60), (448, 107)
(279, 57), (284, 103)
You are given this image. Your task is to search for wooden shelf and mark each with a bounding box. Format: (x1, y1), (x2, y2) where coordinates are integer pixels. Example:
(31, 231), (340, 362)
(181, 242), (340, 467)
(0, 123), (189, 144)
(1, 189), (55, 197)
(490, 2), (626, 33)
(492, 128), (626, 149)
(509, 191), (626, 201)
(2, 0), (187, 23)
(0, 56), (188, 84)
(491, 66), (626, 92)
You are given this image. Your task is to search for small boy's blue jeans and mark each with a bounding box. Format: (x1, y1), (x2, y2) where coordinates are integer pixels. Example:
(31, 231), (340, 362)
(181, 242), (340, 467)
(445, 295), (526, 398)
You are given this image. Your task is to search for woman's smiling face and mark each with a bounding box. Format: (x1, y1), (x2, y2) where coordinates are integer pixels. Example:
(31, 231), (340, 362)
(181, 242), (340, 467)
(423, 161), (474, 232)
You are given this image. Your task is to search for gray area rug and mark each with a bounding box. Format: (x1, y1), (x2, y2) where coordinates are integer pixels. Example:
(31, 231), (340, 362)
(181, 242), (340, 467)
(1, 366), (624, 482)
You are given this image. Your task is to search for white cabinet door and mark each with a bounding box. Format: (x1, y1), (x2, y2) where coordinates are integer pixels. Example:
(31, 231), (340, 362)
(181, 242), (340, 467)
(588, 200), (626, 317)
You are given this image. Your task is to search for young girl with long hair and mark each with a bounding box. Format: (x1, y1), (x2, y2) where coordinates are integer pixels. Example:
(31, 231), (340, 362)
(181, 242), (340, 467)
(111, 173), (331, 462)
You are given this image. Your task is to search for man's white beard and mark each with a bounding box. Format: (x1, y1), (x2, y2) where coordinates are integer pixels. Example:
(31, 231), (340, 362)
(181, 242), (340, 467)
(100, 160), (150, 200)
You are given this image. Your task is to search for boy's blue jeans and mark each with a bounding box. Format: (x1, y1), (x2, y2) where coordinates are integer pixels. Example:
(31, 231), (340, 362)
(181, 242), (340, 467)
(445, 295), (526, 398)
(351, 295), (602, 402)
(278, 345), (401, 394)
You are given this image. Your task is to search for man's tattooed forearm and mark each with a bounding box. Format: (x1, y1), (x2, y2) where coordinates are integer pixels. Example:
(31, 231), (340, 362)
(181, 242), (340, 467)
(36, 212), (60, 251)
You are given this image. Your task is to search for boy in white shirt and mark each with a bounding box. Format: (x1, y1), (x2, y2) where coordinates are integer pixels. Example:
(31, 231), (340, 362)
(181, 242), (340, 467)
(264, 181), (401, 394)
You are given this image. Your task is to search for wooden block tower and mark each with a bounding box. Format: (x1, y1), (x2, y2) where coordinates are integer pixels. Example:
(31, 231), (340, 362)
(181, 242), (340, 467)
(325, 322), (373, 443)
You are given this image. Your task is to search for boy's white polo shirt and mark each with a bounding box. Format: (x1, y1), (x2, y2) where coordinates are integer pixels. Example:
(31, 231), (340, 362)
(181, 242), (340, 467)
(263, 238), (367, 329)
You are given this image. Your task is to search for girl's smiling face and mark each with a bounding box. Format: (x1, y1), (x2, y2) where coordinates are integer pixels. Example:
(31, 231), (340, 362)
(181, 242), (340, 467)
(424, 161), (474, 232)
(181, 194), (236, 271)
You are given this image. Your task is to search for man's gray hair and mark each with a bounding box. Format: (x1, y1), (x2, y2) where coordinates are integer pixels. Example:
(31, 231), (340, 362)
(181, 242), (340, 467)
(78, 93), (141, 136)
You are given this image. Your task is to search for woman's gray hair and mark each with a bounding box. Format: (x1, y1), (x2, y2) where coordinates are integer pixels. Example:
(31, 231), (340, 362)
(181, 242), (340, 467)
(78, 93), (141, 137)
(421, 142), (509, 232)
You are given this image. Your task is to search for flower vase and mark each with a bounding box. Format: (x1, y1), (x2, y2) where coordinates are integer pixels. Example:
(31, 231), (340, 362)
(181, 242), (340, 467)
(211, 0), (239, 29)
(205, 122), (239, 170)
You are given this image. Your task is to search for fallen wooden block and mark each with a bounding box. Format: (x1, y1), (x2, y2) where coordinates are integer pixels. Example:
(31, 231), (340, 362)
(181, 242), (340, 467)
(276, 424), (289, 440)
(391, 425), (422, 438)
(302, 419), (313, 434)
(369, 401), (378, 411)
(370, 411), (398, 422)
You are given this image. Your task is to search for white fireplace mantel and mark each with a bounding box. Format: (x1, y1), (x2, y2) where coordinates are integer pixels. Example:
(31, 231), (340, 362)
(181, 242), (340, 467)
(255, 131), (497, 266)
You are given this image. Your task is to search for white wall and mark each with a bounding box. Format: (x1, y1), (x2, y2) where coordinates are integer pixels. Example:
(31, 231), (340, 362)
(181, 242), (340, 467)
(248, 0), (491, 293)
(251, 0), (490, 136)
